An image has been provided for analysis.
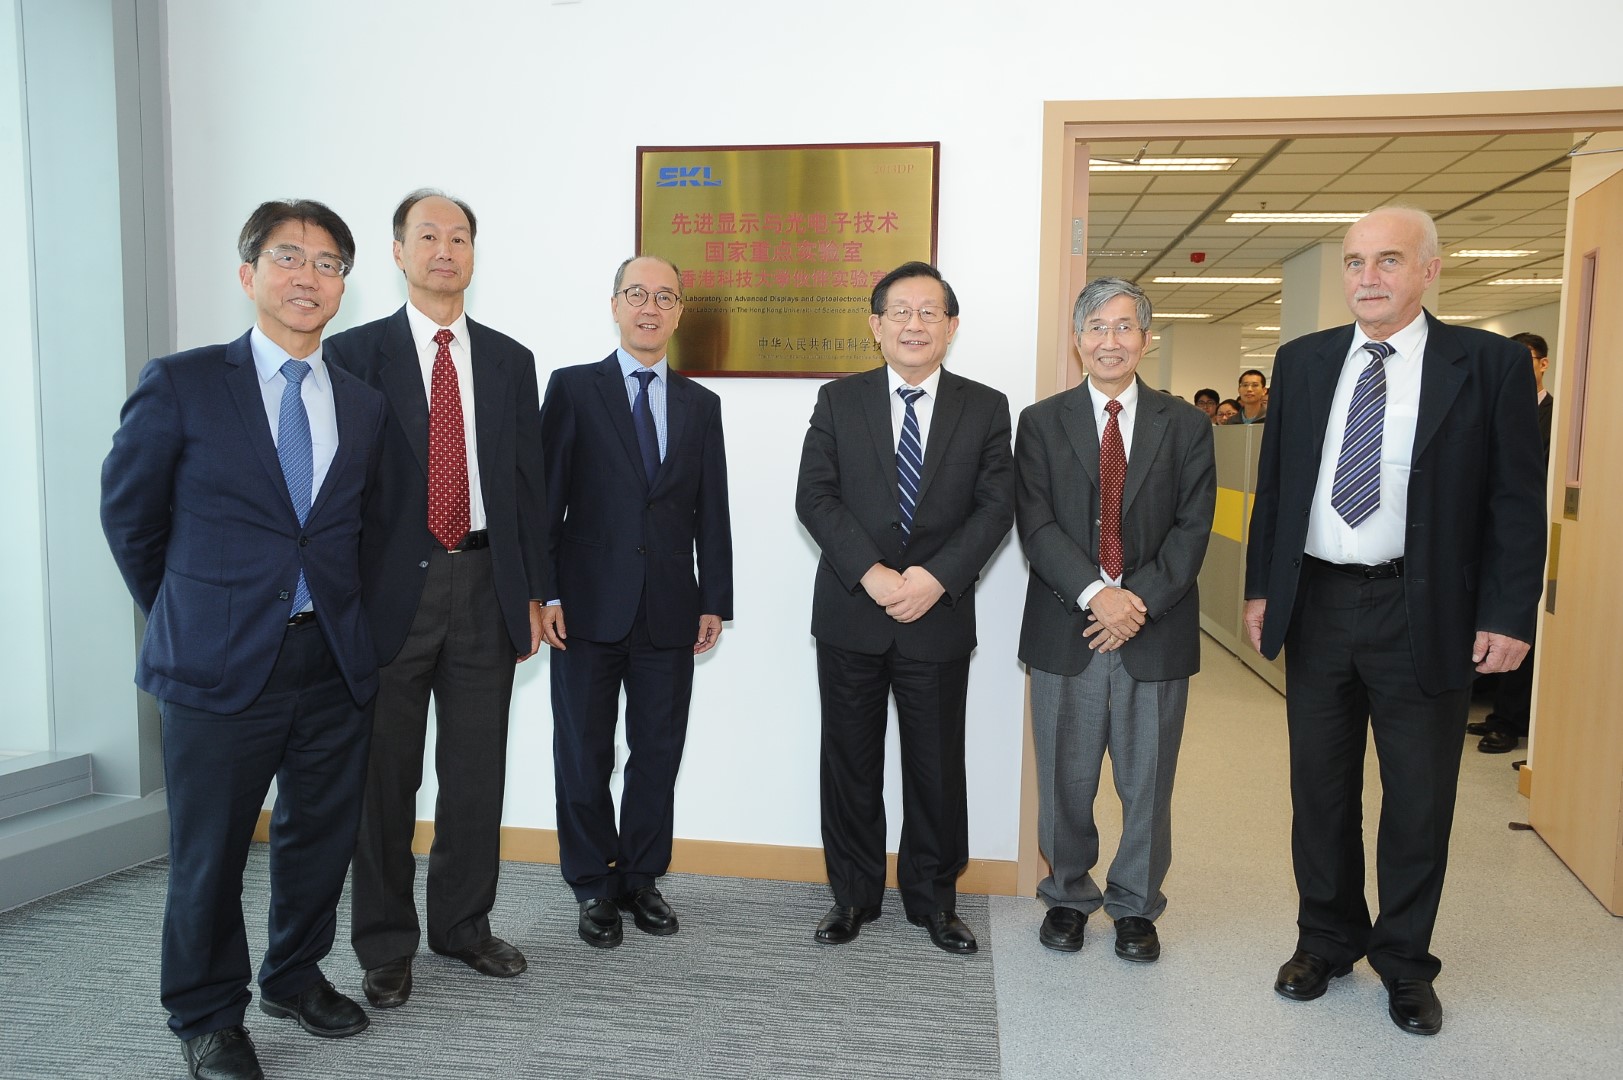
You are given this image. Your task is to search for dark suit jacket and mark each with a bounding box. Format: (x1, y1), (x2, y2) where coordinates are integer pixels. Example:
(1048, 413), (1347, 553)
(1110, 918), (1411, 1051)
(101, 330), (385, 713)
(1538, 391), (1554, 462)
(539, 354), (732, 648)
(1016, 378), (1215, 680)
(1244, 312), (1546, 694)
(325, 307), (551, 663)
(795, 365), (1015, 663)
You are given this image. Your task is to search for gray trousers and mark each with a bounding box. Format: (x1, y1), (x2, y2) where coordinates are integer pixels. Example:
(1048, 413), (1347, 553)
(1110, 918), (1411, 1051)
(1030, 654), (1188, 921)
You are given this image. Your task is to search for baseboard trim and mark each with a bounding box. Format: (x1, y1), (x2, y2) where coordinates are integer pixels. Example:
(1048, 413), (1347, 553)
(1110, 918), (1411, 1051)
(252, 813), (1019, 896)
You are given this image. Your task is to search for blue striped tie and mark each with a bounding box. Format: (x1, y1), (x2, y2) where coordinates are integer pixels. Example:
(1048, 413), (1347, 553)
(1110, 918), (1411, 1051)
(1330, 340), (1394, 527)
(277, 359), (313, 614)
(896, 386), (926, 544)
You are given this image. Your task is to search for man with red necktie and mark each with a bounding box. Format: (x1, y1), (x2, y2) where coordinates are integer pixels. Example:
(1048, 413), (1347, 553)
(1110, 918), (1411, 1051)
(326, 189), (551, 1010)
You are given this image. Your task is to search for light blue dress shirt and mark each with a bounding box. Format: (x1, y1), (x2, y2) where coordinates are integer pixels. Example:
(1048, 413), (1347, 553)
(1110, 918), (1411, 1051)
(616, 348), (668, 460)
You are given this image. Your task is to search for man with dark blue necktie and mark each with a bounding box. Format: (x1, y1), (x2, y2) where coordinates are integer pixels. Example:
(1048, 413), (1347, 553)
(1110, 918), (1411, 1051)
(795, 261), (1015, 955)
(1244, 206), (1545, 1036)
(102, 199), (385, 1080)
(537, 255), (733, 949)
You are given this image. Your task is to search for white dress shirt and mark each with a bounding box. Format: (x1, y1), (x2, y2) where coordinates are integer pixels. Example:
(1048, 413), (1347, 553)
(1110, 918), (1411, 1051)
(1304, 310), (1428, 564)
(1079, 377), (1140, 608)
(404, 302), (487, 531)
(886, 364), (942, 450)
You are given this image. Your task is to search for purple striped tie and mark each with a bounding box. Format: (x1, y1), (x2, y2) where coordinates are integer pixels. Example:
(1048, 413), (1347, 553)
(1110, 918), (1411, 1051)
(1330, 339), (1394, 527)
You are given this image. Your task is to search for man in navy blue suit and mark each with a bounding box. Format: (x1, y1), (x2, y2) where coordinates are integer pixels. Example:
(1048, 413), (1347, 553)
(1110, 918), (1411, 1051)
(538, 255), (732, 949)
(102, 199), (385, 1080)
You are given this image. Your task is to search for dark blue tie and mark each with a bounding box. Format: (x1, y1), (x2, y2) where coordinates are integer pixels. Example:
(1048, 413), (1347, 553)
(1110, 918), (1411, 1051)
(897, 386), (925, 544)
(1331, 339), (1394, 527)
(277, 359), (313, 614)
(631, 368), (660, 486)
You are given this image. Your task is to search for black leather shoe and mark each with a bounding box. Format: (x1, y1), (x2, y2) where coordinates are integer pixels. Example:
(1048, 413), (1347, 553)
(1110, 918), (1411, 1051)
(578, 898), (624, 948)
(1274, 949), (1353, 1001)
(1385, 977), (1443, 1035)
(258, 979), (369, 1038)
(435, 935), (527, 977)
(181, 1026), (264, 1080)
(907, 910), (978, 954)
(1465, 719), (1493, 736)
(814, 903), (881, 944)
(362, 957), (412, 1009)
(1478, 729), (1521, 753)
(1113, 915), (1160, 962)
(616, 885), (679, 936)
(1038, 906), (1087, 953)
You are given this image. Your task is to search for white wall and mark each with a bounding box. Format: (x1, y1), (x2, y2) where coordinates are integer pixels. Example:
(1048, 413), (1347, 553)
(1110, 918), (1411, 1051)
(1468, 301), (1561, 357)
(162, 1), (1623, 863)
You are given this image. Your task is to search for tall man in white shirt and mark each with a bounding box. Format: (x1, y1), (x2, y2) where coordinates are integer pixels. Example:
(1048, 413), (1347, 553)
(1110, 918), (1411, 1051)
(327, 190), (550, 1009)
(1245, 207), (1545, 1036)
(1014, 277), (1214, 963)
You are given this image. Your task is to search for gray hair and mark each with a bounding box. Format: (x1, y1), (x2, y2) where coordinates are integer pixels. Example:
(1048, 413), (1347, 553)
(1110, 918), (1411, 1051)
(1072, 277), (1152, 336)
(613, 255), (682, 294)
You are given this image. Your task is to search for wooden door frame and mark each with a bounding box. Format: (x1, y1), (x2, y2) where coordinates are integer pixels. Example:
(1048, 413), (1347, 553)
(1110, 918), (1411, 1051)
(1020, 88), (1623, 897)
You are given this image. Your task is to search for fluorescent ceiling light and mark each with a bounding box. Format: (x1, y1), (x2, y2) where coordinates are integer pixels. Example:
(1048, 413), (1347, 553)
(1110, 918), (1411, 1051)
(1254, 325), (1280, 331)
(1152, 275), (1283, 285)
(1089, 250), (1152, 258)
(1244, 351), (1278, 358)
(1089, 157), (1236, 173)
(1437, 315), (1487, 322)
(1450, 249), (1537, 258)
(1487, 278), (1563, 286)
(1225, 212), (1365, 224)
(1154, 313), (1212, 320)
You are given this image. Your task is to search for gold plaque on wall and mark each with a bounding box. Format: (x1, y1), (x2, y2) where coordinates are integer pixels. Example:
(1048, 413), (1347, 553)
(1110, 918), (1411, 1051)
(636, 143), (939, 378)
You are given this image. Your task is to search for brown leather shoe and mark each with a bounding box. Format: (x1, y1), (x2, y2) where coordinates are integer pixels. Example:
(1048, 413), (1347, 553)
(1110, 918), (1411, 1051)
(435, 935), (527, 977)
(362, 957), (412, 1009)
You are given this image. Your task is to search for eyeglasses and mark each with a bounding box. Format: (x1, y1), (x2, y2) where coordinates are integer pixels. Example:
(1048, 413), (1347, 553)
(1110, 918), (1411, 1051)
(259, 245), (349, 278)
(618, 285), (681, 310)
(881, 306), (948, 324)
(1080, 322), (1143, 340)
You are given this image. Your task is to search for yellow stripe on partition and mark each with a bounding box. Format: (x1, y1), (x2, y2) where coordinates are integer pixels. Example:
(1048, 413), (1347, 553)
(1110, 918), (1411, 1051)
(1212, 486), (1252, 543)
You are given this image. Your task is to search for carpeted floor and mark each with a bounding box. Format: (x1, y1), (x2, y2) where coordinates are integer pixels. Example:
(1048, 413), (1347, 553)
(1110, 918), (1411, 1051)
(0, 856), (998, 1079)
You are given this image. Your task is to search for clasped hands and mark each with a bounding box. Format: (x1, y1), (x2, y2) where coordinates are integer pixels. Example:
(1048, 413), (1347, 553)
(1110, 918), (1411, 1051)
(1083, 586), (1147, 653)
(861, 564), (946, 624)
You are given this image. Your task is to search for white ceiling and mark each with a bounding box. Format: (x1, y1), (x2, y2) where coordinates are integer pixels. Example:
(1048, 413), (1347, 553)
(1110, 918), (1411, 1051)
(1085, 132), (1574, 361)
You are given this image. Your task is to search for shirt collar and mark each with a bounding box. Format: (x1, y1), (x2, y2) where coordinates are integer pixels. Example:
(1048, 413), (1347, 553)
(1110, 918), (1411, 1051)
(1085, 375), (1139, 416)
(1354, 309), (1429, 361)
(885, 364), (943, 399)
(404, 302), (471, 351)
(250, 326), (327, 390)
(617, 347), (668, 382)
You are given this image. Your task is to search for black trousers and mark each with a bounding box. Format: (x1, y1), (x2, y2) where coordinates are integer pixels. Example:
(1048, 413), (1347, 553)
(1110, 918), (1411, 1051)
(816, 640), (969, 917)
(551, 597), (694, 901)
(160, 619), (370, 1040)
(1283, 559), (1470, 981)
(350, 547), (516, 968)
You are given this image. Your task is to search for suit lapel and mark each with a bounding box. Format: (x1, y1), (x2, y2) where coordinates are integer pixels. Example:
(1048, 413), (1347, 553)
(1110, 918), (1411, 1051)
(466, 318), (510, 484)
(1122, 381), (1169, 516)
(860, 367), (899, 504)
(593, 353), (650, 487)
(1305, 326), (1356, 462)
(379, 307), (431, 476)
(915, 369), (965, 506)
(659, 371), (690, 493)
(1060, 382), (1102, 492)
(311, 364), (363, 522)
(225, 331), (299, 522)
(1412, 312), (1467, 461)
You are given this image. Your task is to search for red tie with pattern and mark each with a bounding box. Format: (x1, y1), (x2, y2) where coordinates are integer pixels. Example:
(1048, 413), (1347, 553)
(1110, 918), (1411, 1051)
(1099, 398), (1125, 580)
(427, 328), (470, 550)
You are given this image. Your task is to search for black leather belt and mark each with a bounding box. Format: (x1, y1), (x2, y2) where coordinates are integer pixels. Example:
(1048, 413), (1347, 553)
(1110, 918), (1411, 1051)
(448, 530), (490, 553)
(1306, 554), (1404, 580)
(288, 611), (318, 627)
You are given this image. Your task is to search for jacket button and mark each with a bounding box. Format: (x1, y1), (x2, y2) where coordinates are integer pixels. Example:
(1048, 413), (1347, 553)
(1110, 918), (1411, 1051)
(646, 501), (654, 510)
(419, 560), (429, 568)
(278, 590), (290, 601)
(637, 545), (646, 554)
(299, 536), (310, 547)
(890, 522), (901, 531)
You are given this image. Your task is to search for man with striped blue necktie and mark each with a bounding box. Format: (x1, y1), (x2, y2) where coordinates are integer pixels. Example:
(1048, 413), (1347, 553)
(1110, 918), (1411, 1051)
(796, 261), (1015, 954)
(1244, 207), (1545, 1037)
